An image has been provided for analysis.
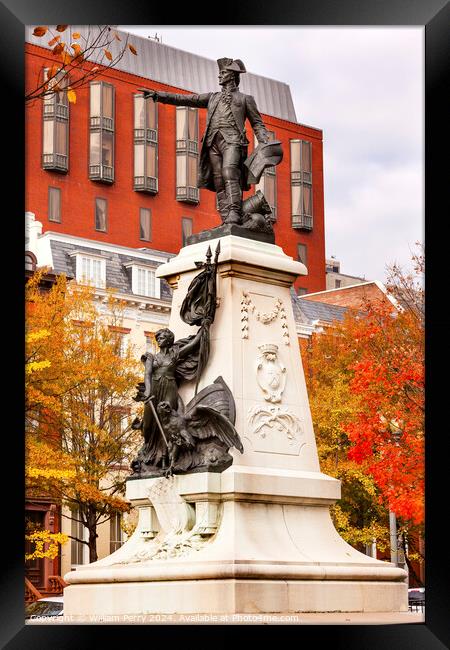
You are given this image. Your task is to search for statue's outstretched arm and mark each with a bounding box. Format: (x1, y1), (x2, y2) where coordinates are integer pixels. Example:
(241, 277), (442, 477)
(140, 89), (211, 108)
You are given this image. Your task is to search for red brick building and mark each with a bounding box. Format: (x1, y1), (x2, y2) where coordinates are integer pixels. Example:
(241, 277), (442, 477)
(301, 281), (400, 310)
(25, 27), (326, 294)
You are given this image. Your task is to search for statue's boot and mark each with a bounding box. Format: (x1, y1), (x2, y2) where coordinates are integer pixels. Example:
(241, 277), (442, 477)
(223, 180), (242, 224)
(216, 189), (229, 223)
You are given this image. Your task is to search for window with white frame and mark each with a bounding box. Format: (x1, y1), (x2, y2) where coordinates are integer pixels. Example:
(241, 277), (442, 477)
(110, 513), (124, 553)
(71, 507), (87, 566)
(127, 264), (160, 298)
(138, 267), (156, 298)
(74, 253), (106, 288)
(176, 107), (199, 203)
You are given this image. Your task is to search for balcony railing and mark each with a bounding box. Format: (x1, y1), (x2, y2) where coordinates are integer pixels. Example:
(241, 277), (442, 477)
(176, 139), (198, 154)
(134, 176), (158, 193)
(176, 186), (199, 203)
(292, 214), (313, 231)
(90, 116), (114, 130)
(89, 164), (114, 183)
(42, 152), (68, 172)
(43, 103), (69, 119)
(134, 128), (157, 143)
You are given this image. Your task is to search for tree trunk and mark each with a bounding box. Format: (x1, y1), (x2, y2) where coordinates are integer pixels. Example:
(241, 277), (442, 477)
(87, 508), (98, 563)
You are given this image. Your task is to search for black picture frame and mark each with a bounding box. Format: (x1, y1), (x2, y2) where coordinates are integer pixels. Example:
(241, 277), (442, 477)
(3, 1), (448, 647)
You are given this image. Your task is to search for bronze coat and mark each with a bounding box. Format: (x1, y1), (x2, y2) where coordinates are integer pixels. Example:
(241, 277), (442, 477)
(156, 90), (269, 191)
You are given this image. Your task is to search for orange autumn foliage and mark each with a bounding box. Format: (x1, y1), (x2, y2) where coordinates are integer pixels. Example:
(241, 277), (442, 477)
(301, 258), (424, 529)
(26, 271), (142, 561)
(343, 298), (424, 525)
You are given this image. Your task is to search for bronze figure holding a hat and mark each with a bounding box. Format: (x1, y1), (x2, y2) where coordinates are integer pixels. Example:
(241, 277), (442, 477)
(140, 57), (282, 233)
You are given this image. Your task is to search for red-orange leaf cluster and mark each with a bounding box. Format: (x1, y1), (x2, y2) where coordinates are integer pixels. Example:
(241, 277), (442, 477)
(340, 300), (424, 525)
(301, 271), (424, 531)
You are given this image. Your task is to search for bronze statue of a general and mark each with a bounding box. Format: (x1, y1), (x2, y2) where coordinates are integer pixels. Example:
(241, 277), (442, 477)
(141, 57), (282, 228)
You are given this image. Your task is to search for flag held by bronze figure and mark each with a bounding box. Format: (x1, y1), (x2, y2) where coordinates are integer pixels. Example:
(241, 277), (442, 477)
(180, 242), (221, 394)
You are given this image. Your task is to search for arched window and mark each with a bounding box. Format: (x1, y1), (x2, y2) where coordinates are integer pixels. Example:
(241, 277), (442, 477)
(25, 251), (37, 272)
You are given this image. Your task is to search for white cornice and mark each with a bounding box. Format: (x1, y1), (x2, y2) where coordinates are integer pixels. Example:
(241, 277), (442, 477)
(38, 231), (171, 264)
(91, 287), (171, 313)
(296, 323), (316, 338)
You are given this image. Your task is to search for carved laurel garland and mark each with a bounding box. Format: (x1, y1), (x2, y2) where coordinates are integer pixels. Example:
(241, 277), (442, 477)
(240, 291), (290, 344)
(247, 405), (302, 443)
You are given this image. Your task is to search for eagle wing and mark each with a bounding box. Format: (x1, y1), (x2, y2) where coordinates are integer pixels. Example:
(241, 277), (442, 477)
(185, 376), (236, 424)
(185, 405), (243, 454)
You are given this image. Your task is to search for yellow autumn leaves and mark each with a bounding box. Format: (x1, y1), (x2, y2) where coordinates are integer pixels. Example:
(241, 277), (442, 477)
(26, 531), (69, 561)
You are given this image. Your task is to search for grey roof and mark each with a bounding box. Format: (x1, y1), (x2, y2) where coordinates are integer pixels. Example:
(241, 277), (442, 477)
(25, 26), (297, 122)
(48, 239), (350, 325)
(49, 240), (173, 301)
(290, 287), (308, 323)
(296, 296), (348, 324)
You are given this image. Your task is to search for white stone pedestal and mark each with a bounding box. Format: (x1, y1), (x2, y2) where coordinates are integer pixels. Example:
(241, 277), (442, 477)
(64, 236), (408, 615)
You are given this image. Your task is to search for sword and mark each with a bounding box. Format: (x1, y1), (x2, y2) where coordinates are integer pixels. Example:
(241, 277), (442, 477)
(145, 395), (169, 449)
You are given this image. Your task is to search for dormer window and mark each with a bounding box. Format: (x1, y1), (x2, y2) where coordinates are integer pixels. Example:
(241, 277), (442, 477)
(124, 262), (160, 298)
(70, 252), (106, 288)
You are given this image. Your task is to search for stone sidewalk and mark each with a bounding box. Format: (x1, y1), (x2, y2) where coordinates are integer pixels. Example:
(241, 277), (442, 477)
(27, 611), (425, 625)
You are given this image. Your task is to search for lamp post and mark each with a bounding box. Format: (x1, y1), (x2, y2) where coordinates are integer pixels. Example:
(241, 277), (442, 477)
(388, 422), (408, 578)
(389, 510), (399, 565)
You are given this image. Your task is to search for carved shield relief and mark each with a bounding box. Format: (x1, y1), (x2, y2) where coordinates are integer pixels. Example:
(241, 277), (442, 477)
(256, 343), (286, 403)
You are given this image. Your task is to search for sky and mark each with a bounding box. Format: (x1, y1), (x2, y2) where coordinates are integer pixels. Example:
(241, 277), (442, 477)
(122, 26), (424, 283)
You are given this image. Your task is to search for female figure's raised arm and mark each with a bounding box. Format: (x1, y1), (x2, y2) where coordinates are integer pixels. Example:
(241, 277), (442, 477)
(177, 319), (211, 359)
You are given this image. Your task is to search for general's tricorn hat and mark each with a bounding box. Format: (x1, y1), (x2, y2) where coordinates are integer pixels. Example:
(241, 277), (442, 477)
(217, 58), (247, 74)
(244, 140), (283, 185)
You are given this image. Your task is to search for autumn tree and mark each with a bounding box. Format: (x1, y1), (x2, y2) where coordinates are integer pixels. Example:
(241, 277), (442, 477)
(26, 271), (142, 562)
(300, 328), (391, 554)
(300, 245), (424, 573)
(26, 25), (138, 104)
